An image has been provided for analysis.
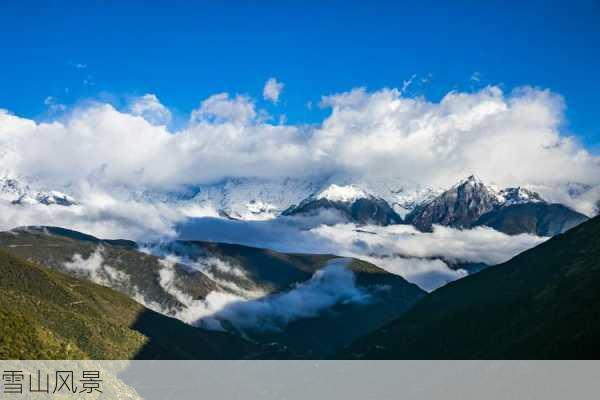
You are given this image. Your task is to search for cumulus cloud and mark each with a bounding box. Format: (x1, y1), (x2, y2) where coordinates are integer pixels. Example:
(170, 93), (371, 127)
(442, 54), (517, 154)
(313, 86), (600, 214)
(128, 93), (172, 126)
(1, 85), (598, 213)
(263, 77), (284, 104)
(190, 93), (259, 125)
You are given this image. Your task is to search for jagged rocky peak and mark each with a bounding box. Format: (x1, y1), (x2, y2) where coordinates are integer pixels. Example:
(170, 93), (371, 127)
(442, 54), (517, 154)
(407, 175), (588, 236)
(283, 184), (401, 226)
(406, 175), (500, 231)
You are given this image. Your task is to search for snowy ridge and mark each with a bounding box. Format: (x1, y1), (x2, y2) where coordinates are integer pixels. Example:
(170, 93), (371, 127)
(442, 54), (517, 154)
(497, 187), (544, 207)
(0, 175), (77, 207)
(314, 184), (370, 203)
(444, 175), (545, 207)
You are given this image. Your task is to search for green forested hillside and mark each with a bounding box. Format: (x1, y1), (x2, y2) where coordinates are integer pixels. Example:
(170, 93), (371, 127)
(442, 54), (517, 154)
(0, 250), (258, 359)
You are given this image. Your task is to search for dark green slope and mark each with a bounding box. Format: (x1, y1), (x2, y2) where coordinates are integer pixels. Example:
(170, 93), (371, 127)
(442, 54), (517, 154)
(0, 226), (221, 309)
(0, 250), (259, 359)
(344, 215), (600, 359)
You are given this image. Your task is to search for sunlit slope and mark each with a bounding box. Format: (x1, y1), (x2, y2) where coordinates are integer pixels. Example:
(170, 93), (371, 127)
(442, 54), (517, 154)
(0, 250), (258, 359)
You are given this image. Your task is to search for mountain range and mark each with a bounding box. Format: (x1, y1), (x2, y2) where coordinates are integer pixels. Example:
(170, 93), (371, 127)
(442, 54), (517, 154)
(1, 174), (590, 237)
(0, 171), (597, 359)
(2, 216), (598, 359)
(405, 175), (588, 235)
(283, 176), (588, 236)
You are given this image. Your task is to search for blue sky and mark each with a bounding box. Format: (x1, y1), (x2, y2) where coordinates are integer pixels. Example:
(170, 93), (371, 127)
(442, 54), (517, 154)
(1, 0), (599, 149)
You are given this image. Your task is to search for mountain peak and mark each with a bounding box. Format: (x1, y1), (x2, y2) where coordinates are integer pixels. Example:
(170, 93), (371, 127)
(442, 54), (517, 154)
(283, 183), (401, 225)
(314, 184), (370, 203)
(455, 174), (486, 188)
(407, 176), (502, 231)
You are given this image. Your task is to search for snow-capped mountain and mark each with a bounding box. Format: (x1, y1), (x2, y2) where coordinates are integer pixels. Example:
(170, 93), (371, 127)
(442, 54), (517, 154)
(282, 184), (402, 225)
(406, 175), (500, 231)
(387, 186), (442, 218)
(406, 175), (588, 235)
(314, 184), (369, 203)
(497, 187), (544, 207)
(135, 175), (438, 221)
(0, 175), (77, 207)
(0, 171), (591, 236)
(137, 177), (323, 220)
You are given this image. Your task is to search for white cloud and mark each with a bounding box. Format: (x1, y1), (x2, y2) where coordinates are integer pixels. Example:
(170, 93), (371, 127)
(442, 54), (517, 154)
(401, 74), (416, 92)
(263, 78), (284, 104)
(129, 93), (172, 126)
(0, 84), (599, 216)
(190, 92), (260, 125)
(153, 256), (369, 332)
(312, 86), (600, 213)
(63, 246), (130, 286)
(176, 216), (545, 291)
(43, 96), (66, 114)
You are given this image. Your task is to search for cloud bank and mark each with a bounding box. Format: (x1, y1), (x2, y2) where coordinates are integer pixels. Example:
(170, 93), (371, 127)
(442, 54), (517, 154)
(176, 216), (544, 291)
(0, 85), (598, 214)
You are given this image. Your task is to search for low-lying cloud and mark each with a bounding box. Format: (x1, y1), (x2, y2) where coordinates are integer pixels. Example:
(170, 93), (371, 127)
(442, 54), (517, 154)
(63, 247), (130, 287)
(204, 259), (370, 333)
(177, 216), (545, 291)
(153, 256), (370, 333)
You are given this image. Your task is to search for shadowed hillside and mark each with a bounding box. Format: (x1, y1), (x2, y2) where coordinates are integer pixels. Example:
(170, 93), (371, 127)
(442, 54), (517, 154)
(344, 216), (600, 359)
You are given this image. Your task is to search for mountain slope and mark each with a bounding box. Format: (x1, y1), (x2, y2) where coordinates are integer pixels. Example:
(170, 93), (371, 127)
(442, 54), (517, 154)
(0, 226), (222, 313)
(343, 215), (600, 359)
(474, 202), (589, 236)
(0, 250), (259, 359)
(0, 226), (425, 358)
